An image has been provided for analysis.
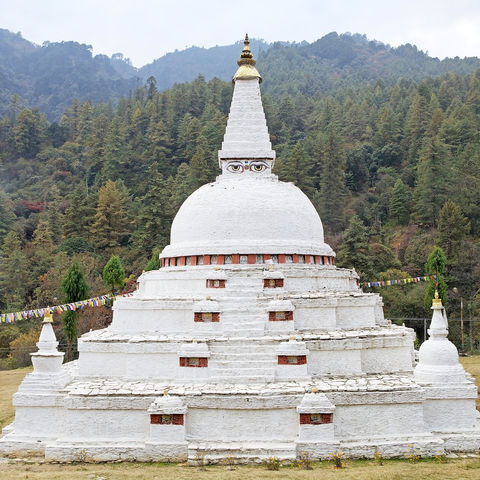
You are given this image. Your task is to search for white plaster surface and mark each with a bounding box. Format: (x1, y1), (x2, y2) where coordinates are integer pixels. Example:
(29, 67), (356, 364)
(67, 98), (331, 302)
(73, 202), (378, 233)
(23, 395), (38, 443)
(2, 53), (480, 464)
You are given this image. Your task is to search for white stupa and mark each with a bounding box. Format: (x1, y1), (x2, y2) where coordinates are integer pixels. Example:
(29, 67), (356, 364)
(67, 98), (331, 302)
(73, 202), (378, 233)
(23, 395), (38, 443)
(1, 35), (479, 462)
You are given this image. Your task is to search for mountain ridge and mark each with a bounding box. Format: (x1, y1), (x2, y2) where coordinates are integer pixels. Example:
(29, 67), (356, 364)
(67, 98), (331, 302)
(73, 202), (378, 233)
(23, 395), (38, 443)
(1, 28), (480, 120)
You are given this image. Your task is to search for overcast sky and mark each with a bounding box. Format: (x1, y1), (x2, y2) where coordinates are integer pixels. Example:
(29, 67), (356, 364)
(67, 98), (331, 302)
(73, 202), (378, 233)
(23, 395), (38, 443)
(2, 0), (479, 67)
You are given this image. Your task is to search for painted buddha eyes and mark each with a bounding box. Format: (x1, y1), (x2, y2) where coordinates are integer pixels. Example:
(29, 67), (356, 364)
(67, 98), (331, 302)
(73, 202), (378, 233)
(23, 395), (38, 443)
(252, 163), (267, 172)
(225, 161), (269, 174)
(228, 163), (244, 173)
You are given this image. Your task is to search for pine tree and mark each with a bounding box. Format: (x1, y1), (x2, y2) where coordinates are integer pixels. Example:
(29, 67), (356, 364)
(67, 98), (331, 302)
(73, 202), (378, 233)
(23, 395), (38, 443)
(336, 215), (373, 282)
(402, 90), (431, 184)
(61, 262), (89, 360)
(436, 200), (470, 264)
(63, 184), (95, 240)
(188, 136), (213, 188)
(316, 127), (346, 234)
(145, 119), (173, 176)
(30, 219), (55, 282)
(134, 166), (172, 259)
(389, 179), (411, 225)
(424, 246), (447, 309)
(0, 231), (29, 311)
(103, 255), (126, 293)
(281, 142), (315, 198)
(90, 180), (132, 253)
(413, 135), (449, 226)
(101, 117), (132, 182)
(170, 163), (197, 214)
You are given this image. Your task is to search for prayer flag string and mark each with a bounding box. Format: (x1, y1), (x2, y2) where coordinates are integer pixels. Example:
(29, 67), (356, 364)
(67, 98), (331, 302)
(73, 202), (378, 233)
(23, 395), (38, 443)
(0, 292), (133, 324)
(362, 274), (437, 289)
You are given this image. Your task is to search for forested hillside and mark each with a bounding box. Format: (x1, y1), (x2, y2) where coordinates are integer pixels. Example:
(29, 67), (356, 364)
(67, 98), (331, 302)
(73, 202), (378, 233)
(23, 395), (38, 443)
(2, 28), (480, 120)
(0, 29), (138, 120)
(1, 33), (480, 365)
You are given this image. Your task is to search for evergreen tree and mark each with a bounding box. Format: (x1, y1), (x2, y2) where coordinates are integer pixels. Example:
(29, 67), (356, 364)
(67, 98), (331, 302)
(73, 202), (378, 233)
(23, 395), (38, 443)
(13, 108), (46, 158)
(101, 117), (132, 182)
(0, 231), (29, 311)
(145, 119), (173, 176)
(316, 127), (346, 234)
(103, 255), (126, 293)
(336, 215), (373, 282)
(280, 142), (314, 197)
(146, 76), (158, 100)
(413, 135), (449, 226)
(424, 246), (447, 309)
(170, 163), (197, 213)
(61, 262), (89, 359)
(63, 184), (95, 240)
(90, 180), (132, 253)
(145, 250), (161, 271)
(30, 219), (55, 281)
(436, 200), (470, 264)
(402, 90), (431, 184)
(389, 179), (411, 225)
(188, 136), (213, 188)
(134, 166), (172, 259)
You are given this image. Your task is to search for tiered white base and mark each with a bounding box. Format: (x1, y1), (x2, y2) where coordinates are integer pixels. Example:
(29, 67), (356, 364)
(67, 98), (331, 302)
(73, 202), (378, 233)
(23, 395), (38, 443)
(2, 264), (479, 462)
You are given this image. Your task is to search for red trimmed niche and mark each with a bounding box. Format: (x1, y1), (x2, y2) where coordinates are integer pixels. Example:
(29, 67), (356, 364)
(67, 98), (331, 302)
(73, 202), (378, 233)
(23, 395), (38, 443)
(179, 357), (208, 367)
(299, 413), (332, 425)
(194, 312), (220, 322)
(206, 279), (226, 288)
(150, 413), (184, 425)
(264, 279), (284, 288)
(269, 311), (293, 321)
(278, 355), (306, 365)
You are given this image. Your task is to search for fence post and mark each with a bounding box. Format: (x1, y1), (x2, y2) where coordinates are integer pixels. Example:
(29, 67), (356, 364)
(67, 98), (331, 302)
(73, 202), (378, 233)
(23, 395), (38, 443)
(469, 318), (473, 354)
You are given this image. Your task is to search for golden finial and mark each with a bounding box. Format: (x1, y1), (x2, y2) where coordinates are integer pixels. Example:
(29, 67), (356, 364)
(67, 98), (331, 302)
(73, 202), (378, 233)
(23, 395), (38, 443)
(233, 34), (262, 83)
(289, 334), (296, 341)
(238, 34), (255, 65)
(163, 388), (169, 396)
(311, 386), (319, 393)
(43, 309), (53, 323)
(432, 289), (443, 308)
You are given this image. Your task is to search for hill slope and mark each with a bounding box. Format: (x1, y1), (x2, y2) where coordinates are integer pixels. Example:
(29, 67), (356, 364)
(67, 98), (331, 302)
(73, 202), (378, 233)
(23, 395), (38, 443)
(1, 29), (480, 120)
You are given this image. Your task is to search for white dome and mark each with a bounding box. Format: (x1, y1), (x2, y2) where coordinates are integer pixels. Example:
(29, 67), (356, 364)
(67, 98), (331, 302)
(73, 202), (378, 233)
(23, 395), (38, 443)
(160, 175), (334, 258)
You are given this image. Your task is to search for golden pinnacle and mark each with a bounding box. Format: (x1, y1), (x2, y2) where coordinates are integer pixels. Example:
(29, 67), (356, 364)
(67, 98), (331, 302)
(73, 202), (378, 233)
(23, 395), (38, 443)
(432, 289), (443, 307)
(43, 309), (53, 323)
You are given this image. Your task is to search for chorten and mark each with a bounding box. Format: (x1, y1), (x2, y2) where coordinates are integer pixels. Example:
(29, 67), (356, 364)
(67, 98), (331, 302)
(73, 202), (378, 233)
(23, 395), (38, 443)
(1, 36), (479, 462)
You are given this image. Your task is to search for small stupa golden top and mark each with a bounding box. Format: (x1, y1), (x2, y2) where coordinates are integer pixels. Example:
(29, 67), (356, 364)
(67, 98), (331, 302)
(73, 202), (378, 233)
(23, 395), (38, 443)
(233, 34), (262, 82)
(432, 289), (443, 307)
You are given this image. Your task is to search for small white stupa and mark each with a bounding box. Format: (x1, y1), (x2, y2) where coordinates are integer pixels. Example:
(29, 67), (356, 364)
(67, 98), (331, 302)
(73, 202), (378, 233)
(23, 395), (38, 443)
(1, 35), (479, 462)
(414, 291), (478, 447)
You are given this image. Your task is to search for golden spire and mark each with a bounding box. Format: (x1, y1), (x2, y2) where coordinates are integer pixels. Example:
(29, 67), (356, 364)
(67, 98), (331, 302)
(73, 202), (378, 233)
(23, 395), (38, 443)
(237, 34), (255, 66)
(432, 289), (443, 308)
(43, 308), (53, 323)
(233, 33), (262, 83)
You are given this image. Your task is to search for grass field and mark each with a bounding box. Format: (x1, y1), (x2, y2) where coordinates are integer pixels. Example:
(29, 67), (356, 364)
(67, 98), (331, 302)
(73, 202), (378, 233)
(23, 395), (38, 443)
(0, 358), (478, 479)
(0, 367), (31, 430)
